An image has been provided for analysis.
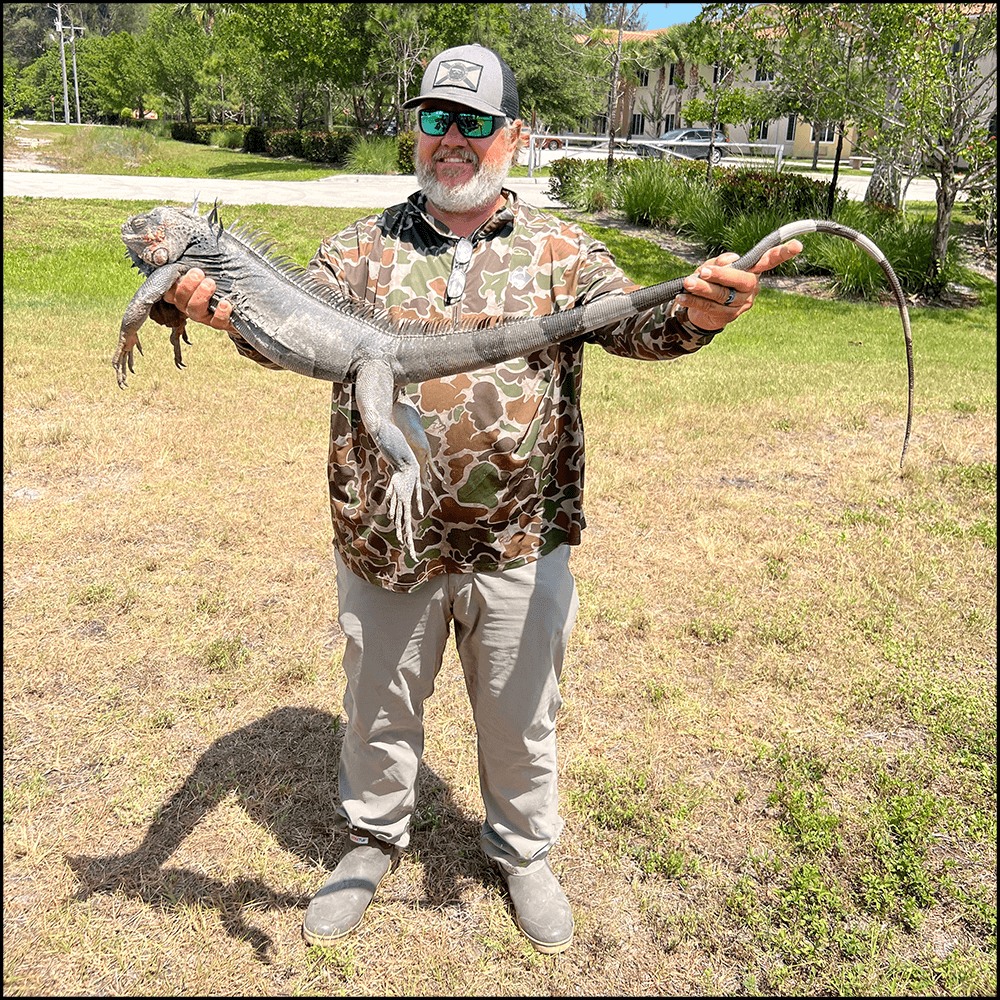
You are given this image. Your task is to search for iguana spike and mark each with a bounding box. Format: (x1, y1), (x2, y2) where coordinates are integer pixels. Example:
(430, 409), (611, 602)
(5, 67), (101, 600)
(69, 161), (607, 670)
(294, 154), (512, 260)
(207, 199), (224, 237)
(190, 194), (200, 215)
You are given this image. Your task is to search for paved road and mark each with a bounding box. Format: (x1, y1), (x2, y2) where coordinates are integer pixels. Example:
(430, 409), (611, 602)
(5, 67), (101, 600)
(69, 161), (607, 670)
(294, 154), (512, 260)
(1, 164), (942, 208)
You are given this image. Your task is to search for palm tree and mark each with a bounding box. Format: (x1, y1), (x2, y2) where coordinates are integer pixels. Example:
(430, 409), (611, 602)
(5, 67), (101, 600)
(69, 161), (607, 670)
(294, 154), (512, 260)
(636, 23), (697, 134)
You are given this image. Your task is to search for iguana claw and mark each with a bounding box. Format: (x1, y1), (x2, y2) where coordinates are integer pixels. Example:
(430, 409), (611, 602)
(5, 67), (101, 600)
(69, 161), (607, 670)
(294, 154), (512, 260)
(113, 333), (143, 389)
(387, 468), (424, 562)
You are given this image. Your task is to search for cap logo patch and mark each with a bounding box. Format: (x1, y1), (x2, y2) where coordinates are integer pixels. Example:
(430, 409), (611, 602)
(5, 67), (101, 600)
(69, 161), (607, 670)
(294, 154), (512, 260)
(434, 59), (483, 93)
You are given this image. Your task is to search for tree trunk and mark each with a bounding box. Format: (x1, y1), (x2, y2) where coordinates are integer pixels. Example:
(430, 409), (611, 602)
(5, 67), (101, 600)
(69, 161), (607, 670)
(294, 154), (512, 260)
(930, 161), (957, 292)
(826, 122), (845, 218)
(605, 5), (627, 182)
(866, 159), (902, 210)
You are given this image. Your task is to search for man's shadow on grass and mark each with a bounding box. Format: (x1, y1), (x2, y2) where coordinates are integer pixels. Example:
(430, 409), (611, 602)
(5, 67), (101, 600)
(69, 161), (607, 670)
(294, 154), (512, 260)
(66, 705), (491, 960)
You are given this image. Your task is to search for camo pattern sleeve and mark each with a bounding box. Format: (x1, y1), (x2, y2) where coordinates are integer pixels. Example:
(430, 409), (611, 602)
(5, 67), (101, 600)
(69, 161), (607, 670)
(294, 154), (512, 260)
(306, 191), (717, 592)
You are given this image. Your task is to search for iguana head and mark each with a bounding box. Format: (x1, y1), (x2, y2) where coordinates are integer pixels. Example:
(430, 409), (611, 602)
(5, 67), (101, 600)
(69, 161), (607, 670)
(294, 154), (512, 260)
(121, 200), (215, 271)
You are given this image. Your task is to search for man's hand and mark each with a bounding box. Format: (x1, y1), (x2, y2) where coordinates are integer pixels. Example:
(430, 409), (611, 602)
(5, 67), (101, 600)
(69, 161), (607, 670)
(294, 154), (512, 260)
(163, 268), (237, 333)
(677, 240), (803, 331)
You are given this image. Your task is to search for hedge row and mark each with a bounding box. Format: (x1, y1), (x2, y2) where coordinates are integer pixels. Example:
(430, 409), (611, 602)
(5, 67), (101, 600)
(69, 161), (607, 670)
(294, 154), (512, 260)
(547, 156), (961, 297)
(169, 122), (358, 165)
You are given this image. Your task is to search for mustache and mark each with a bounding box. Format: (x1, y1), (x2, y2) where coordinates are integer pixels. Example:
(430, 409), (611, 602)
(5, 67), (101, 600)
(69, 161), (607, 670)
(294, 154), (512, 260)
(432, 148), (479, 166)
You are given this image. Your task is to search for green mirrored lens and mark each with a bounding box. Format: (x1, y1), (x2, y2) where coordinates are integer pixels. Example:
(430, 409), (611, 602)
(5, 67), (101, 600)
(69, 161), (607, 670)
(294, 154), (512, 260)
(456, 114), (493, 138)
(420, 110), (452, 135)
(419, 110), (498, 138)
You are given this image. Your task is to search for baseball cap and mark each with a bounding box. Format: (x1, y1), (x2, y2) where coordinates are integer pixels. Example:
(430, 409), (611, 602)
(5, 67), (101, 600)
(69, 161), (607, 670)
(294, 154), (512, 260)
(402, 44), (520, 120)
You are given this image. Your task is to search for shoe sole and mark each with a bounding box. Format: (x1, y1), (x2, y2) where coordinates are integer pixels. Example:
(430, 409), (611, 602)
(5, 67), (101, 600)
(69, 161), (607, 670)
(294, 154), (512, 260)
(516, 919), (573, 955)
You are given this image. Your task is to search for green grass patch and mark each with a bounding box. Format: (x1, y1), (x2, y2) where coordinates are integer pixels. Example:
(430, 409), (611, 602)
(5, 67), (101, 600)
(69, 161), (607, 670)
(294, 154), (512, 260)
(2, 195), (995, 998)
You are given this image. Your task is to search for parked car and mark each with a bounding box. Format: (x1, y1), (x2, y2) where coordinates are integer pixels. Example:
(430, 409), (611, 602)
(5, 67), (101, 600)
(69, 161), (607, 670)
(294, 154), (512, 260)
(521, 133), (564, 150)
(637, 128), (729, 164)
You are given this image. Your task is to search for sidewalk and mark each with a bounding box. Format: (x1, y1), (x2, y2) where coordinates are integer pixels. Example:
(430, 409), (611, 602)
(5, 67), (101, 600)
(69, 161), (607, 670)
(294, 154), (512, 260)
(1, 169), (561, 210)
(2, 162), (945, 209)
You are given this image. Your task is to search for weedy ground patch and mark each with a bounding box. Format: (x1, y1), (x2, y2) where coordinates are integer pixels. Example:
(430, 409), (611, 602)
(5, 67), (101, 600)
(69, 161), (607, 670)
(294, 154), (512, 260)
(3, 197), (996, 996)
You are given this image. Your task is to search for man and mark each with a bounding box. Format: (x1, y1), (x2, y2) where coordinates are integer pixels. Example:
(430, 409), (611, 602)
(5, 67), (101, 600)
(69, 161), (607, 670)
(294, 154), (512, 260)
(166, 44), (801, 954)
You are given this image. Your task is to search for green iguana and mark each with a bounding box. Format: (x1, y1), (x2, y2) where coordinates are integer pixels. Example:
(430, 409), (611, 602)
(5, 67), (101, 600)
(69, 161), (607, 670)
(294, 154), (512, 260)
(115, 200), (914, 557)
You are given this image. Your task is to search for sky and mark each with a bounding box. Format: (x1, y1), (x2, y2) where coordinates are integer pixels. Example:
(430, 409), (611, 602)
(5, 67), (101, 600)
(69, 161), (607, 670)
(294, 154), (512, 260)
(569, 4), (705, 31)
(638, 3), (705, 30)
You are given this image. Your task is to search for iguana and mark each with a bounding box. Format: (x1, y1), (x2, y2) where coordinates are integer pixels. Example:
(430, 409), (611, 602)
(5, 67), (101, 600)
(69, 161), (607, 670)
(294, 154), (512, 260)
(115, 200), (914, 557)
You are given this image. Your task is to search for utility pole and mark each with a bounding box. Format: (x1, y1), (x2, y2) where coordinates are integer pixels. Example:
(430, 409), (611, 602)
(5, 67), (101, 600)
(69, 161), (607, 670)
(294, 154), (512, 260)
(68, 21), (84, 123)
(52, 4), (71, 124)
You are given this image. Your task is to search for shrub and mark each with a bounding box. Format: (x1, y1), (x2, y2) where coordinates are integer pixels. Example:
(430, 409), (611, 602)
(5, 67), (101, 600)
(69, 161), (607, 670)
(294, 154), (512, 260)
(243, 127), (267, 154)
(618, 159), (678, 226)
(170, 122), (205, 144)
(299, 128), (355, 164)
(209, 126), (246, 150)
(547, 157), (641, 212)
(967, 180), (997, 250)
(715, 168), (836, 219)
(346, 135), (399, 174)
(397, 129), (415, 173)
(266, 129), (304, 158)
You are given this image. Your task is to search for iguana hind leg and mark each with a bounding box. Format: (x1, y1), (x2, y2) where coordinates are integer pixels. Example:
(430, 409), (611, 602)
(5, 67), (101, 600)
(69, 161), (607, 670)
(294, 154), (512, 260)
(149, 300), (192, 370)
(354, 360), (425, 560)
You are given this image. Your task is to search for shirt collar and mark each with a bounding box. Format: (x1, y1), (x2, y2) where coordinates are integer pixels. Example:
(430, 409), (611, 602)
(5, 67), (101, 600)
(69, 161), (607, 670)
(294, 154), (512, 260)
(407, 189), (518, 244)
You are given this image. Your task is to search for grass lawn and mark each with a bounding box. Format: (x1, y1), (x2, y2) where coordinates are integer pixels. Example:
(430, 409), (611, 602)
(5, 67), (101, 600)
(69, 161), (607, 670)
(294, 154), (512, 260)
(2, 188), (995, 997)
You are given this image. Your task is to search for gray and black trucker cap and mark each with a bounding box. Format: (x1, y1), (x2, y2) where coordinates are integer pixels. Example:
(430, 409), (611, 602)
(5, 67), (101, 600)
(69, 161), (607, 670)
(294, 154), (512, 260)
(402, 44), (519, 120)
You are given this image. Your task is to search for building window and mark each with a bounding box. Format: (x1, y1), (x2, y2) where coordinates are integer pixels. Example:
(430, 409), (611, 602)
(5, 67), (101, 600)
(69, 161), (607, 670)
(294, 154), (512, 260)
(663, 113), (675, 132)
(636, 67), (649, 88)
(785, 114), (796, 141)
(712, 63), (722, 83)
(594, 114), (608, 134)
(755, 121), (769, 141)
(630, 113), (645, 136)
(668, 63), (676, 86)
(754, 61), (775, 82)
(811, 121), (836, 142)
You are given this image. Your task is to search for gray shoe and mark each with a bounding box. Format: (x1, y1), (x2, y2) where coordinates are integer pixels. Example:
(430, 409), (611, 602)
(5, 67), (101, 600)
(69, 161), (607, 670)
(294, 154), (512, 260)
(503, 861), (574, 954)
(302, 833), (398, 946)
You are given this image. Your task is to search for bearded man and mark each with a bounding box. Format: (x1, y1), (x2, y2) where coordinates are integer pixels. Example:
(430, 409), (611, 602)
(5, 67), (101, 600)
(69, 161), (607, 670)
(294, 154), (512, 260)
(165, 44), (800, 954)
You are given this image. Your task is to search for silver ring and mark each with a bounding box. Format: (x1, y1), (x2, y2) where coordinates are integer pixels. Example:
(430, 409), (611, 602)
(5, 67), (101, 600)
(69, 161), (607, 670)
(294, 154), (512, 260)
(723, 287), (737, 307)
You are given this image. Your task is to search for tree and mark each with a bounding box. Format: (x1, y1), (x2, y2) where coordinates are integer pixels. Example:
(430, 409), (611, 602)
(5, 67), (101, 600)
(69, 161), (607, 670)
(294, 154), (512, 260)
(634, 24), (694, 134)
(688, 3), (769, 182)
(582, 2), (644, 30)
(501, 4), (606, 132)
(143, 3), (210, 123)
(884, 3), (996, 287)
(760, 2), (997, 289)
(85, 30), (156, 121)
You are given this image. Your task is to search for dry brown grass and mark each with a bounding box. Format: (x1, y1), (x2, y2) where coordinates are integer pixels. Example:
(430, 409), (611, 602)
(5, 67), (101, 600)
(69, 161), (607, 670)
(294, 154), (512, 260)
(3, 198), (996, 996)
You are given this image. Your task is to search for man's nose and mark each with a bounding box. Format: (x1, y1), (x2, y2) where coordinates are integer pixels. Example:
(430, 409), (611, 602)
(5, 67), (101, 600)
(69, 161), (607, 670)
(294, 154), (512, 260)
(443, 122), (470, 143)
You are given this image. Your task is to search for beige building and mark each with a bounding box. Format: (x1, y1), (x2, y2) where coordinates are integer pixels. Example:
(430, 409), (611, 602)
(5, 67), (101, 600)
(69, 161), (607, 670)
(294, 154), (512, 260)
(578, 22), (996, 165)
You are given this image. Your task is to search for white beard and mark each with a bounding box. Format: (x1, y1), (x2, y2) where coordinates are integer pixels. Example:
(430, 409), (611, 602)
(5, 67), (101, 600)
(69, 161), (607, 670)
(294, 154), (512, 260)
(416, 143), (513, 213)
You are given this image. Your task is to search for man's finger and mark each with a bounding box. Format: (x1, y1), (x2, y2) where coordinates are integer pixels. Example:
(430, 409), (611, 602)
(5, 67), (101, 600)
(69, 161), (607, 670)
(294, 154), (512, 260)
(748, 240), (803, 274)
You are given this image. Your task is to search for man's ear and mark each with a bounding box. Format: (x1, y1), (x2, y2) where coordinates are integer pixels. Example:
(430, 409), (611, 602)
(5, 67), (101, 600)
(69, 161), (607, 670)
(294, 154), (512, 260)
(508, 119), (524, 157)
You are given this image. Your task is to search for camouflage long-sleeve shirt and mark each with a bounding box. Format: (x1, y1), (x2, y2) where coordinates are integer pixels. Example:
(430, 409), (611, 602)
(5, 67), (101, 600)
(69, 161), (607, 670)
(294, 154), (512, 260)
(231, 190), (719, 592)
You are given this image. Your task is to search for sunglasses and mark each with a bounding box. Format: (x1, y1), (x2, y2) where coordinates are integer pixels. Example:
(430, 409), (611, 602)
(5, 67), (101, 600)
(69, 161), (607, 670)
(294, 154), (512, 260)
(418, 109), (506, 139)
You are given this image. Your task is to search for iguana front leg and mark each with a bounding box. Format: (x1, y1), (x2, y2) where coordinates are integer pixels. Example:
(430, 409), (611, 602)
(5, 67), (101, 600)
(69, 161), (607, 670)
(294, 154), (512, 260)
(114, 263), (189, 388)
(354, 359), (427, 560)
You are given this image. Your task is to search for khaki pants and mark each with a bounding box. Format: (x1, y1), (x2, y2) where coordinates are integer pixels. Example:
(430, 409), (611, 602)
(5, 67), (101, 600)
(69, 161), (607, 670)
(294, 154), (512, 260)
(333, 546), (579, 874)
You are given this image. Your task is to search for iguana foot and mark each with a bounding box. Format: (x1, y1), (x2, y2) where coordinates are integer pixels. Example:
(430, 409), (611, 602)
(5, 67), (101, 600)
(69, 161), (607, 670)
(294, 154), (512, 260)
(112, 332), (143, 389)
(169, 327), (192, 370)
(387, 467), (422, 562)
